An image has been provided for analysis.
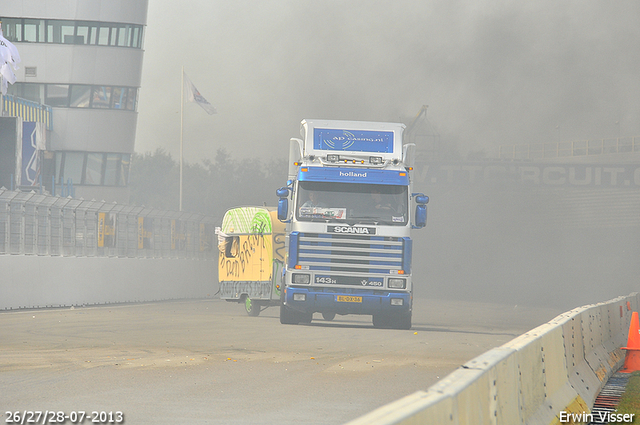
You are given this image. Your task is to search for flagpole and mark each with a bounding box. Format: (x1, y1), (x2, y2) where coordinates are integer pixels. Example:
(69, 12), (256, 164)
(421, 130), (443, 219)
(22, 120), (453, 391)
(179, 70), (215, 212)
(179, 66), (184, 212)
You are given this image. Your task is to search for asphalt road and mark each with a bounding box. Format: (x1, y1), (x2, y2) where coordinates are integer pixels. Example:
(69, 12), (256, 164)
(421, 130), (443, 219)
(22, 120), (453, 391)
(0, 298), (562, 425)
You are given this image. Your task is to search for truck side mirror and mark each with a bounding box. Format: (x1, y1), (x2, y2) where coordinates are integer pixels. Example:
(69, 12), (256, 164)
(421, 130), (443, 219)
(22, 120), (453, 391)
(415, 195), (429, 205)
(412, 193), (429, 228)
(414, 204), (427, 228)
(276, 187), (290, 221)
(278, 198), (289, 221)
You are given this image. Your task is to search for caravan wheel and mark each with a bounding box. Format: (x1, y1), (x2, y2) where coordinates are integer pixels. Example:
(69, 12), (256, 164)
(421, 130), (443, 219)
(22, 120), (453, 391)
(244, 297), (261, 316)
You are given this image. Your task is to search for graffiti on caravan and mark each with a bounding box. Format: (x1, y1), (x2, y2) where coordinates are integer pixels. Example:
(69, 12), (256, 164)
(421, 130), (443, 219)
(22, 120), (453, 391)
(414, 162), (640, 188)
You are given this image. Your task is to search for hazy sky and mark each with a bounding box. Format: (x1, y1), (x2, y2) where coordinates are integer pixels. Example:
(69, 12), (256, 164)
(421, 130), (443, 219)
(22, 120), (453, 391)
(135, 0), (640, 164)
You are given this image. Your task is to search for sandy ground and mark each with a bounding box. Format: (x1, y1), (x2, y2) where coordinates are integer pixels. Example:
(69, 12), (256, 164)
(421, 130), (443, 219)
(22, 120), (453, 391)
(0, 297), (562, 424)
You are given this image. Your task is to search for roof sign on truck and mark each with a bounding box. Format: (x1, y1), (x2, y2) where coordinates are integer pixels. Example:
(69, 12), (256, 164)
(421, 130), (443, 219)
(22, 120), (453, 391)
(313, 128), (394, 153)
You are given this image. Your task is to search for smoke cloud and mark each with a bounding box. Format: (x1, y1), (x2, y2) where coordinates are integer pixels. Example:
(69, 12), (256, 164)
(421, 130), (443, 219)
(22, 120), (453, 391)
(136, 1), (640, 163)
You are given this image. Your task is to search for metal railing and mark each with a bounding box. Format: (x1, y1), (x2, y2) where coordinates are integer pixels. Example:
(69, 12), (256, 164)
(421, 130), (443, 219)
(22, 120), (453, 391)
(497, 136), (640, 160)
(0, 188), (216, 259)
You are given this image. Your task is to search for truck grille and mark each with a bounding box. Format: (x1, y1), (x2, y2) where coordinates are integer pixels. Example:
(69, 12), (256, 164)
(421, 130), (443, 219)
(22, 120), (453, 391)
(297, 233), (403, 274)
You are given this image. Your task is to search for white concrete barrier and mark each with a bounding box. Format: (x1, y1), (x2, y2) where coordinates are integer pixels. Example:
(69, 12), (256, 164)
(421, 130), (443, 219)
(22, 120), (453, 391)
(0, 255), (216, 309)
(345, 293), (637, 425)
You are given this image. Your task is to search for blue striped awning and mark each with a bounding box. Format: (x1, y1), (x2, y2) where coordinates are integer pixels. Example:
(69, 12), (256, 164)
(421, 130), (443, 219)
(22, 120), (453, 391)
(2, 94), (52, 130)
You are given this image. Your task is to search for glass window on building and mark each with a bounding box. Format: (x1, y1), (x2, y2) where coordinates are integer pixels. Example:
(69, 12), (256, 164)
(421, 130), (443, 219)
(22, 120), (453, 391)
(56, 152), (130, 187)
(104, 154), (127, 186)
(23, 19), (45, 43)
(59, 152), (85, 185)
(1, 18), (143, 49)
(96, 25), (111, 46)
(55, 152), (131, 186)
(111, 87), (126, 109)
(75, 22), (92, 45)
(47, 20), (76, 43)
(84, 153), (104, 185)
(91, 86), (112, 108)
(45, 84), (70, 107)
(131, 26), (141, 48)
(1, 18), (21, 42)
(87, 24), (98, 45)
(70, 85), (91, 108)
(114, 25), (128, 47)
(104, 154), (119, 186)
(9, 83), (137, 111)
(6, 83), (23, 100)
(119, 154), (131, 186)
(125, 88), (137, 111)
(109, 26), (118, 46)
(45, 21), (53, 43)
(19, 83), (45, 104)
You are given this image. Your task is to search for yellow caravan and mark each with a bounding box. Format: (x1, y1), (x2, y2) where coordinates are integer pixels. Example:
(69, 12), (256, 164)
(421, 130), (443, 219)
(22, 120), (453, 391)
(217, 207), (285, 315)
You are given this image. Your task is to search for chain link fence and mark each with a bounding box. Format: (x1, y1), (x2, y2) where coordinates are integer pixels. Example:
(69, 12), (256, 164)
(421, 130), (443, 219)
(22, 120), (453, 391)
(0, 188), (216, 259)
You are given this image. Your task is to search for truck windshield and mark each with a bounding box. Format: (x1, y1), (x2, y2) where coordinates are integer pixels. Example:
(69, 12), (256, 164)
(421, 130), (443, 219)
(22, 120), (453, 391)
(296, 181), (408, 225)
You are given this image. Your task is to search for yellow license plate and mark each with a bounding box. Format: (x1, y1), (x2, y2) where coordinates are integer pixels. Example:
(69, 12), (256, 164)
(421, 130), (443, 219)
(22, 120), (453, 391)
(336, 295), (362, 303)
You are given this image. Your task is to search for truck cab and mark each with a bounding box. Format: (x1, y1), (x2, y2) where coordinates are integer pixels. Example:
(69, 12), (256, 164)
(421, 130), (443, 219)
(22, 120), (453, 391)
(276, 119), (428, 329)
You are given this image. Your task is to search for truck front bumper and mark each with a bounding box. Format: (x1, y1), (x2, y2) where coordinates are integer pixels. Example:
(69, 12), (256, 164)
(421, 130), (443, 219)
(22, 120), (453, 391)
(283, 286), (411, 315)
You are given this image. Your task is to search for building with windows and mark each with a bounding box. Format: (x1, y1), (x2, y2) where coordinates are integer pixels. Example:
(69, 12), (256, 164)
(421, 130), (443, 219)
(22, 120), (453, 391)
(1, 0), (149, 203)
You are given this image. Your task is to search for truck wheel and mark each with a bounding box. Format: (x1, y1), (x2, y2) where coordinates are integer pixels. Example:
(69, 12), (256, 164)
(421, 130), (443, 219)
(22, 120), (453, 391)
(300, 312), (313, 323)
(372, 314), (391, 328)
(394, 312), (412, 330)
(280, 304), (299, 325)
(244, 297), (261, 317)
(322, 312), (336, 321)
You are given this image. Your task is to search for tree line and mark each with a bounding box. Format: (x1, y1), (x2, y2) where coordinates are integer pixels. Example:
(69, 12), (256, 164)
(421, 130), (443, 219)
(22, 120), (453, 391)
(128, 148), (288, 222)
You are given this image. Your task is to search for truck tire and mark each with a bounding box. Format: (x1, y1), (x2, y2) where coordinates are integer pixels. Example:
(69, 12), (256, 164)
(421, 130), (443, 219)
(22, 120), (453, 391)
(372, 314), (391, 328)
(394, 311), (412, 330)
(373, 313), (412, 330)
(244, 297), (261, 317)
(300, 312), (313, 323)
(280, 303), (299, 325)
(322, 312), (336, 321)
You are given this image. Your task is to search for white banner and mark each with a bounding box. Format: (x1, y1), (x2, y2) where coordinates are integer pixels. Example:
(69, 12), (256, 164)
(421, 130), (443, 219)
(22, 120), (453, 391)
(0, 25), (21, 95)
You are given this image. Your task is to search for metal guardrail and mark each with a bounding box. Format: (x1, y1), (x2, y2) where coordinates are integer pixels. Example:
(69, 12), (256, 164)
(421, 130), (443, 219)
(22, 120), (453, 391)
(0, 188), (216, 259)
(497, 137), (640, 160)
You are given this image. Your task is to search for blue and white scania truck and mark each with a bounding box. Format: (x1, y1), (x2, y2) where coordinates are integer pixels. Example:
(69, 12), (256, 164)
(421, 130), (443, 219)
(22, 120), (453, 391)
(276, 119), (429, 329)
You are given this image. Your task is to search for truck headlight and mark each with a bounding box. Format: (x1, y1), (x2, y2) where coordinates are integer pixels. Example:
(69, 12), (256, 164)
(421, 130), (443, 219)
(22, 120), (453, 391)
(388, 278), (406, 289)
(292, 273), (311, 284)
(293, 293), (306, 301)
(390, 298), (404, 306)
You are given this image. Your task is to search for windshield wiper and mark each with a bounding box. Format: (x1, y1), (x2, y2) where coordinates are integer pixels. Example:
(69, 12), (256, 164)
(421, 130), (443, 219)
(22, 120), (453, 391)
(304, 217), (331, 222)
(346, 216), (380, 225)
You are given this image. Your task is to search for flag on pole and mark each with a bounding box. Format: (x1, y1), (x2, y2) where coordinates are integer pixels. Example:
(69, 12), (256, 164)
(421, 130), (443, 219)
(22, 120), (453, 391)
(183, 72), (217, 115)
(0, 23), (21, 95)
